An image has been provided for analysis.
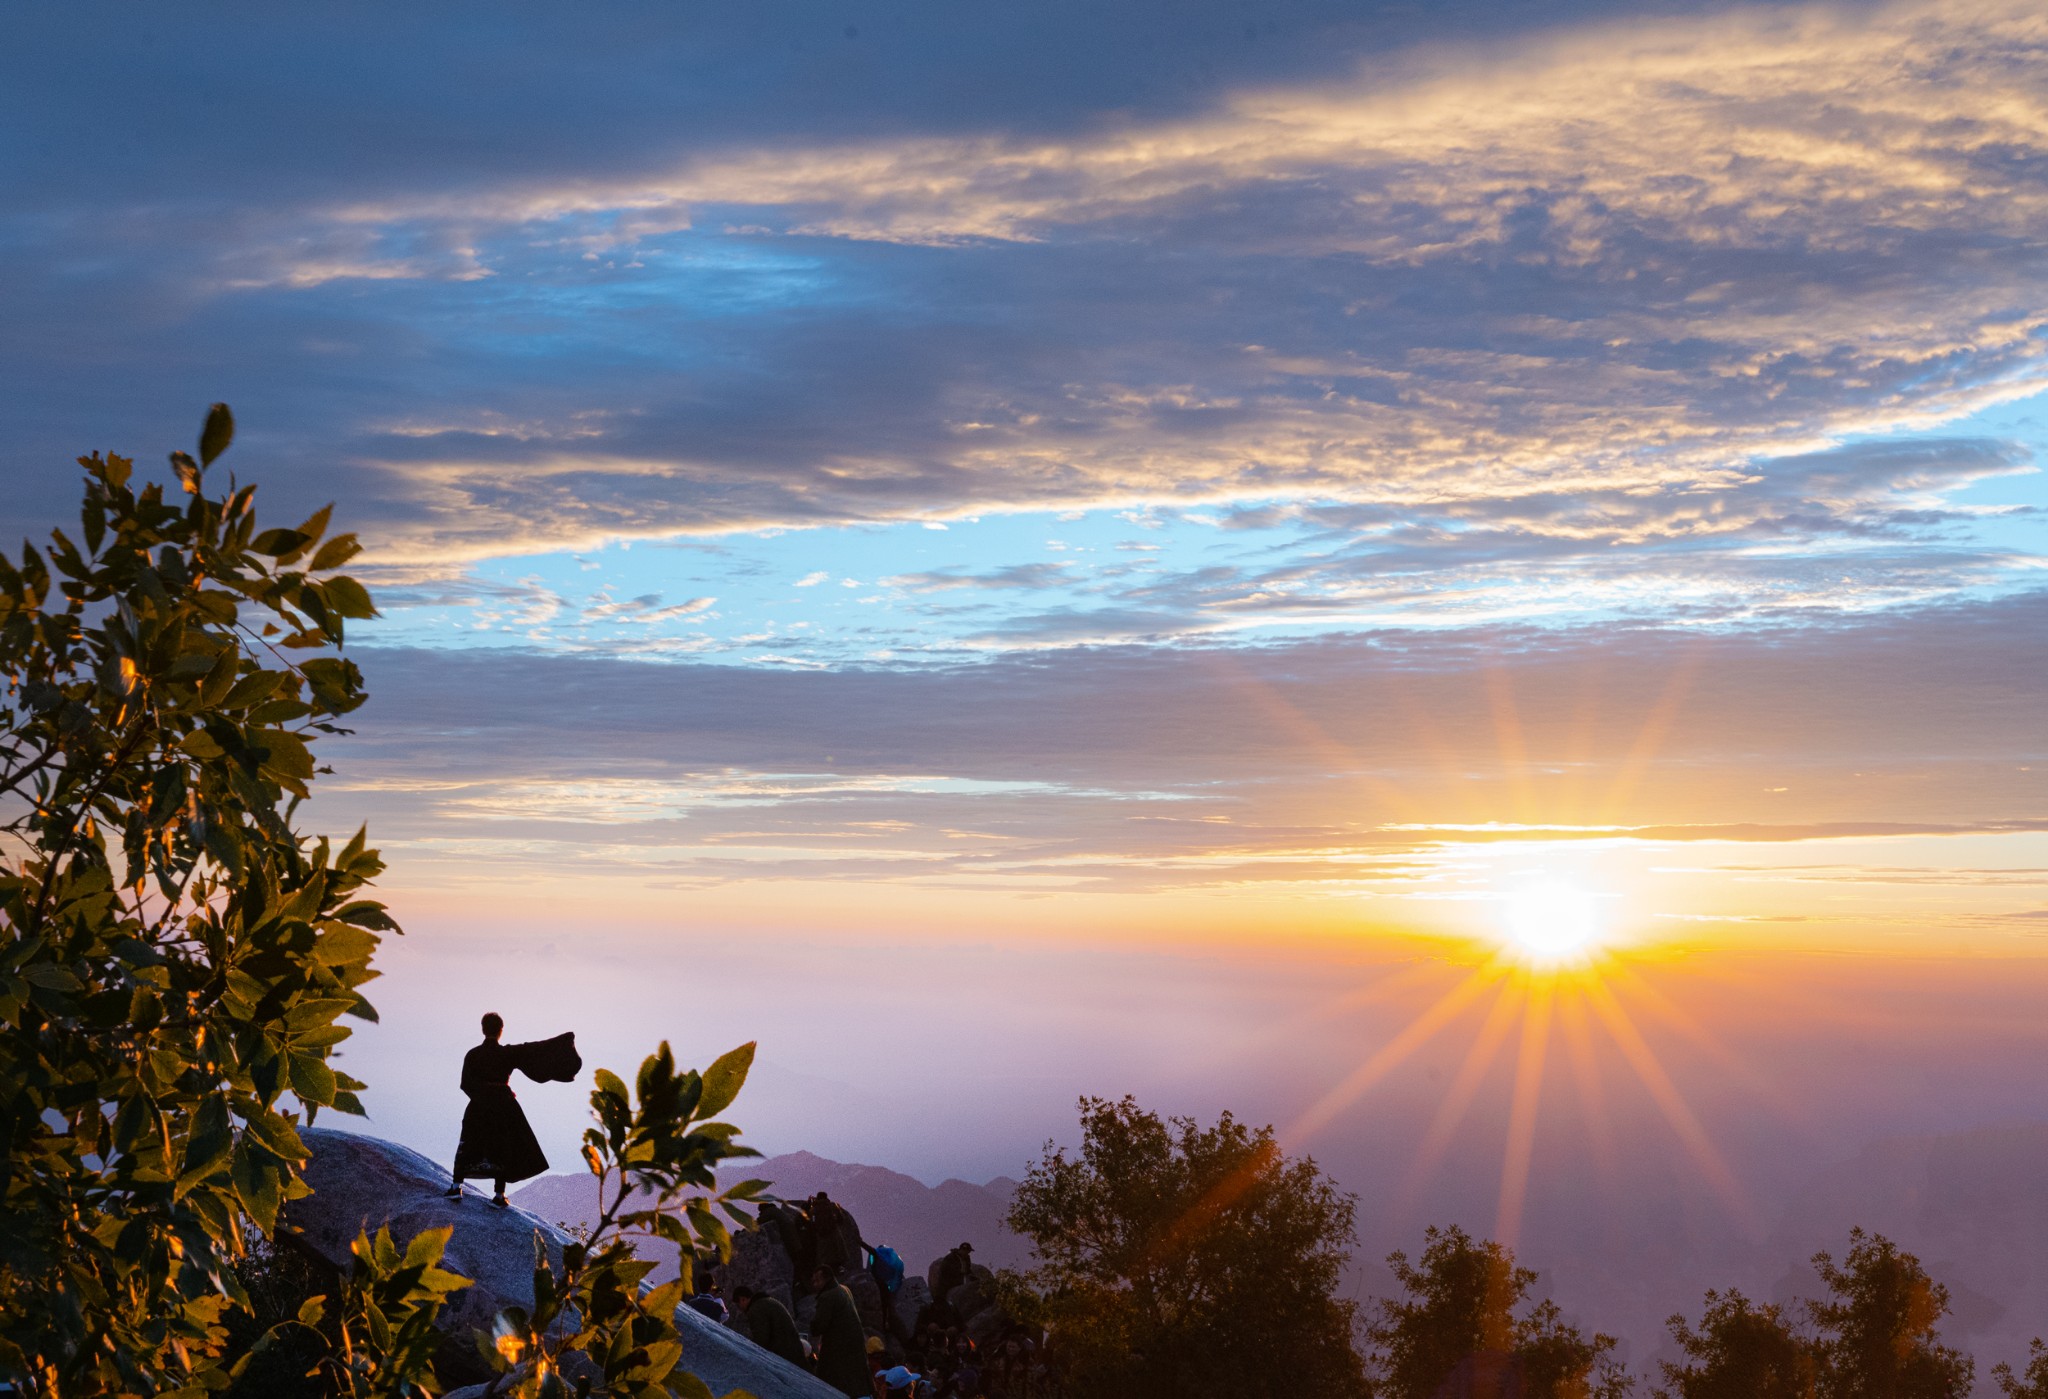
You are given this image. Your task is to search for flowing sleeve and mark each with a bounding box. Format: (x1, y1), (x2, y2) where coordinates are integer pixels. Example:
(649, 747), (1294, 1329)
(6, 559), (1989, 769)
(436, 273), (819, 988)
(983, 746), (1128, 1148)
(510, 1031), (583, 1083)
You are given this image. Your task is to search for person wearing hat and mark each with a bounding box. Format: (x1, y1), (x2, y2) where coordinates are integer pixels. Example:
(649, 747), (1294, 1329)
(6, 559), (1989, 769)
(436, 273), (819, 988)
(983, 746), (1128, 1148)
(731, 1286), (806, 1369)
(808, 1264), (871, 1397)
(930, 1242), (974, 1306)
(878, 1363), (921, 1397)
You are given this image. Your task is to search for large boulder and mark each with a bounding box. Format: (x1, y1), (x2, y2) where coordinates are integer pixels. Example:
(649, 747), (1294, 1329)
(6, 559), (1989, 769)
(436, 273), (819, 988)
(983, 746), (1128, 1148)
(288, 1128), (842, 1399)
(718, 1216), (798, 1320)
(844, 1269), (887, 1335)
(891, 1275), (932, 1336)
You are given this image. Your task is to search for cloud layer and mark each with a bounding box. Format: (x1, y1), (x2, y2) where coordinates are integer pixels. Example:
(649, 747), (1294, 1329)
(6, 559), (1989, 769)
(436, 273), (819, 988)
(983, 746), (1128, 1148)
(2, 0), (2042, 633)
(316, 595), (2047, 927)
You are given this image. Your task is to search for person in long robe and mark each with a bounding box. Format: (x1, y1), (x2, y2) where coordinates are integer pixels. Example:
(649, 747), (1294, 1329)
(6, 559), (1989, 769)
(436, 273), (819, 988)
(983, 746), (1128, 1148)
(733, 1287), (806, 1369)
(807, 1265), (872, 1397)
(446, 1012), (578, 1206)
(808, 1192), (861, 1275)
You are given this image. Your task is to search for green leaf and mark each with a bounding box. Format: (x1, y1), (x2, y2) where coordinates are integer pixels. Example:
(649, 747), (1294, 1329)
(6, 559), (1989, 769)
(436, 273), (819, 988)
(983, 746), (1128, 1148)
(322, 574), (377, 620)
(241, 1107), (308, 1162)
(176, 1096), (234, 1198)
(199, 403), (235, 466)
(696, 1042), (755, 1121)
(402, 1224), (455, 1271)
(284, 996), (361, 1031)
(295, 503), (335, 550)
(334, 900), (399, 931)
(312, 923), (380, 967)
(250, 528), (310, 558)
(289, 1052), (338, 1106)
(21, 962), (82, 992)
(309, 533), (363, 572)
(668, 1372), (716, 1399)
(232, 1141), (283, 1233)
(180, 729), (226, 760)
(222, 669), (285, 709)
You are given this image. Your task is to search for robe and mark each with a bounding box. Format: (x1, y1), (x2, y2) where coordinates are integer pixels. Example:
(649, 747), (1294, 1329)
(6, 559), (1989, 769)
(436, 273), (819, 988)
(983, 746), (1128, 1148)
(743, 1294), (807, 1369)
(809, 1282), (871, 1397)
(452, 1032), (578, 1184)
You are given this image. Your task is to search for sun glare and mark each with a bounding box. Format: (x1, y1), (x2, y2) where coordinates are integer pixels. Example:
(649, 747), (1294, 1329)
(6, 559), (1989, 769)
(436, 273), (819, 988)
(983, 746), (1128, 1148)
(1500, 880), (1604, 966)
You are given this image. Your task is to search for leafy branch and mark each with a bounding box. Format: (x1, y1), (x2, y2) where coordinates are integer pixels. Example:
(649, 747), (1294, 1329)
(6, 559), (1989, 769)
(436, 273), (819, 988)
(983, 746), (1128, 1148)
(0, 405), (403, 1397)
(486, 1041), (768, 1399)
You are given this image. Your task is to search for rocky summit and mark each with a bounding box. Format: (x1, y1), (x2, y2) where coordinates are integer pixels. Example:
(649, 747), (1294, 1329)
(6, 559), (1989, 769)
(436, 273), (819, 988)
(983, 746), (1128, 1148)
(285, 1127), (842, 1399)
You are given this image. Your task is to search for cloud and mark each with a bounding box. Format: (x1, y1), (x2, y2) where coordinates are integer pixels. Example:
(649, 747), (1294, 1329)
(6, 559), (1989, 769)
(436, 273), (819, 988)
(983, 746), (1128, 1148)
(581, 592), (717, 624)
(881, 562), (1071, 592)
(316, 592), (2048, 894)
(6, 0), (2048, 625)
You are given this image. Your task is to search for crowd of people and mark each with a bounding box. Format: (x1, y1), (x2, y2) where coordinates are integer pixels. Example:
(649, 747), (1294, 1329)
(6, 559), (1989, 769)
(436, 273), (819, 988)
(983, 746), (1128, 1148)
(697, 1192), (1055, 1399)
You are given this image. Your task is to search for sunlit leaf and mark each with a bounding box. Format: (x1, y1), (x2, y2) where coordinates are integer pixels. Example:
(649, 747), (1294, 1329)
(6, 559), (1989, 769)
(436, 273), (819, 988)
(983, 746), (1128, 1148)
(696, 1042), (755, 1121)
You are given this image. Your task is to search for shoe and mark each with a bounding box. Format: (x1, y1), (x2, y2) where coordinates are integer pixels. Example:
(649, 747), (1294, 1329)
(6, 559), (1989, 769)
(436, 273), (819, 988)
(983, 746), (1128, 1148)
(443, 1186), (463, 1200)
(491, 1195), (510, 1209)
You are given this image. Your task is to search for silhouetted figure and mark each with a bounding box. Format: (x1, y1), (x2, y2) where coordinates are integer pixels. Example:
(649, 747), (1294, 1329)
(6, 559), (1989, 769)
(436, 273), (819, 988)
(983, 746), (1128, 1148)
(446, 1012), (579, 1207)
(807, 1263), (871, 1397)
(733, 1286), (806, 1368)
(809, 1191), (861, 1275)
(931, 1242), (974, 1305)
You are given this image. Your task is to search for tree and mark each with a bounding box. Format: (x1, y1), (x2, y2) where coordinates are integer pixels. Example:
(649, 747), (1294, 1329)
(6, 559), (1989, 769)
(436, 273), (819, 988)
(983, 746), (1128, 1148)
(1656, 1289), (1814, 1399)
(1002, 1095), (1369, 1399)
(0, 408), (762, 1399)
(0, 406), (396, 1396)
(1807, 1230), (1972, 1399)
(1993, 1339), (2048, 1399)
(1364, 1224), (1630, 1399)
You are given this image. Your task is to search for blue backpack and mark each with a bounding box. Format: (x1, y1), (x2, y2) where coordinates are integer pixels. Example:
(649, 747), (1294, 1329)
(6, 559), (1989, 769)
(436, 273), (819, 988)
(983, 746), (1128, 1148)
(869, 1243), (905, 1294)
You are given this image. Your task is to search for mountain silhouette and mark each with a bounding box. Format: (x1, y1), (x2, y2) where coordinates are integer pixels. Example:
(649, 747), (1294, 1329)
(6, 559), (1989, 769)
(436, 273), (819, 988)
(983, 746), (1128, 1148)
(511, 1149), (1029, 1285)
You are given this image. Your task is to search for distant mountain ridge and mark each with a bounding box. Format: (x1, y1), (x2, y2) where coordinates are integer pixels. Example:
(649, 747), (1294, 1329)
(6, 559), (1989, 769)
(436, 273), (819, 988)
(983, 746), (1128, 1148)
(515, 1124), (2048, 1379)
(512, 1149), (1030, 1281)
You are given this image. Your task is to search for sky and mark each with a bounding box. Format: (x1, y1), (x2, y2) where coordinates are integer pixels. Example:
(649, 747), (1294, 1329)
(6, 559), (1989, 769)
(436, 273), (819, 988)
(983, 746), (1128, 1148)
(5, 0), (2048, 1365)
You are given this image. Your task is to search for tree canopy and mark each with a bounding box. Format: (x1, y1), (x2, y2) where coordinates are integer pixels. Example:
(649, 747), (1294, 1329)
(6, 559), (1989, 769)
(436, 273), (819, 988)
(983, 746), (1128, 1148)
(1656, 1288), (1815, 1399)
(0, 406), (391, 1394)
(1808, 1230), (1973, 1399)
(1364, 1223), (1628, 1399)
(0, 409), (765, 1399)
(1002, 1094), (1370, 1399)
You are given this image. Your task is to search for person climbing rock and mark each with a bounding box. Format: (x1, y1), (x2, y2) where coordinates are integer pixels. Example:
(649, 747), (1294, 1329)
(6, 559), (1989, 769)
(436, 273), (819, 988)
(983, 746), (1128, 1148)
(807, 1263), (871, 1397)
(733, 1286), (806, 1369)
(445, 1011), (579, 1206)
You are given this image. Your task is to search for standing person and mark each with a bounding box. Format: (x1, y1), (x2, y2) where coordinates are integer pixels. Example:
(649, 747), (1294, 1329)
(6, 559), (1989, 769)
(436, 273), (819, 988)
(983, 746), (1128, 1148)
(732, 1287), (807, 1368)
(931, 1243), (974, 1305)
(445, 1012), (577, 1207)
(810, 1192), (860, 1276)
(808, 1264), (871, 1397)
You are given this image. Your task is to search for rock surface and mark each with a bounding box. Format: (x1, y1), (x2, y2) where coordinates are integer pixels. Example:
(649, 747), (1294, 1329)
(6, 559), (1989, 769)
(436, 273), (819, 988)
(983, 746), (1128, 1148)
(891, 1275), (932, 1337)
(722, 1213), (799, 1318)
(288, 1128), (843, 1399)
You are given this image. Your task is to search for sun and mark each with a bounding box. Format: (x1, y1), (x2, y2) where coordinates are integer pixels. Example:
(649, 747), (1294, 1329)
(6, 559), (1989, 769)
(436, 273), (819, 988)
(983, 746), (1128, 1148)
(1499, 879), (1605, 966)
